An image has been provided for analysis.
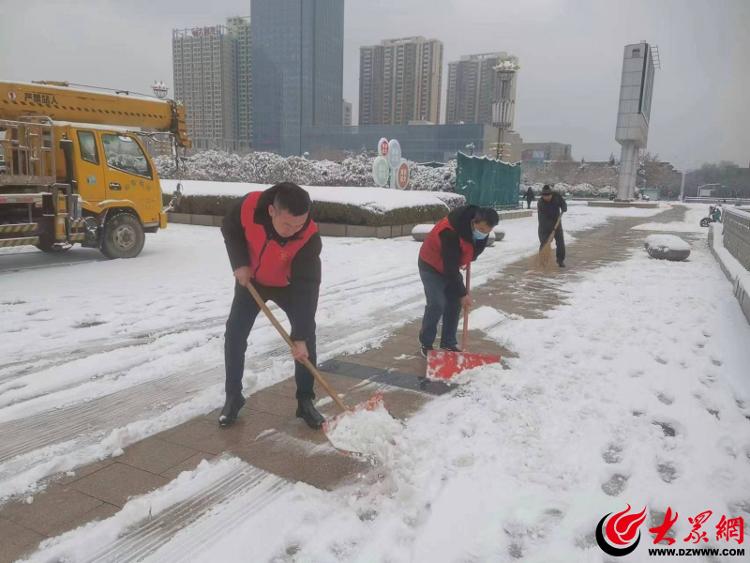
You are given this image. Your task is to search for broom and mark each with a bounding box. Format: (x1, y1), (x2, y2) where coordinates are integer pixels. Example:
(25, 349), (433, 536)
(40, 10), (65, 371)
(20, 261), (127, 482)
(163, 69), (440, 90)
(534, 214), (562, 271)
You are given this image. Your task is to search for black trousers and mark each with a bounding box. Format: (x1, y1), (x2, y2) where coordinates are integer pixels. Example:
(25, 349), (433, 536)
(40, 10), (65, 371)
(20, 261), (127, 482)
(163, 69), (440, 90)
(224, 282), (316, 400)
(538, 223), (566, 264)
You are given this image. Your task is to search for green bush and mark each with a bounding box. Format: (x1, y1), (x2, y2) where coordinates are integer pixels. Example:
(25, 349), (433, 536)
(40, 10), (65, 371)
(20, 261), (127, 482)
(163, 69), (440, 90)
(164, 194), (453, 227)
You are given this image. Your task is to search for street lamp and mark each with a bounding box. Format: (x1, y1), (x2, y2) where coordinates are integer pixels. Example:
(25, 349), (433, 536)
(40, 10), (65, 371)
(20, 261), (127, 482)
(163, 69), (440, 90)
(492, 59), (519, 161)
(151, 81), (168, 99)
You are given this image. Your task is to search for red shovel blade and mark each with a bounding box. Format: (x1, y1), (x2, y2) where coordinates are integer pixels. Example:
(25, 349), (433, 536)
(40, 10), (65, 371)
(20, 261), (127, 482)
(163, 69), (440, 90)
(426, 350), (501, 381)
(322, 390), (385, 435)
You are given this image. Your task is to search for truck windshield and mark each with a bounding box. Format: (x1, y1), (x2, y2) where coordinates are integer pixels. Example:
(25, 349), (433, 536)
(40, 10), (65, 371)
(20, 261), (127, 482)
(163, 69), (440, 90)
(101, 134), (151, 178)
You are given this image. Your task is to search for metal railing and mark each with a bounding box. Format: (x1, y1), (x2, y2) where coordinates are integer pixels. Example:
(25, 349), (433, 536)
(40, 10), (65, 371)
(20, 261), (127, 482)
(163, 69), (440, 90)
(0, 118), (56, 187)
(723, 207), (750, 271)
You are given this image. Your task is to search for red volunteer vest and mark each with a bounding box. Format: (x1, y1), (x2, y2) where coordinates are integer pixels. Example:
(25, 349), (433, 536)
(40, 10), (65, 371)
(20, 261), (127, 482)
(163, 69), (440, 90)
(240, 191), (318, 287)
(419, 217), (474, 274)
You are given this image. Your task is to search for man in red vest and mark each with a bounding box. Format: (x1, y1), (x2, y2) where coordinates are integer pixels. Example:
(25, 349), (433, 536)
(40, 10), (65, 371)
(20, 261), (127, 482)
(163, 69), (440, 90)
(219, 182), (324, 429)
(418, 206), (499, 357)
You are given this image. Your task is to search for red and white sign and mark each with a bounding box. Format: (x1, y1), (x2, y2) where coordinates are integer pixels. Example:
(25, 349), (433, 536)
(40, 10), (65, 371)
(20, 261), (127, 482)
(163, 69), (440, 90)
(378, 137), (389, 157)
(396, 161), (410, 189)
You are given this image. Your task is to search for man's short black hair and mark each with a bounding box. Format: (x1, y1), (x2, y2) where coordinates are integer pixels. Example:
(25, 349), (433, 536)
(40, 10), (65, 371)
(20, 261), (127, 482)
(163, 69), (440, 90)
(474, 207), (500, 227)
(272, 182), (311, 216)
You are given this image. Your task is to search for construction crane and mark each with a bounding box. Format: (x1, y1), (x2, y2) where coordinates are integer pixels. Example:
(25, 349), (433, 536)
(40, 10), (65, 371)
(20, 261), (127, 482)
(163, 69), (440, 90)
(0, 80), (191, 258)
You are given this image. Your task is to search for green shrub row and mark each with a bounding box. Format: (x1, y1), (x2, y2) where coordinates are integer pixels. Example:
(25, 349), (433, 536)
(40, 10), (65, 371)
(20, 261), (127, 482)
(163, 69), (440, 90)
(164, 194), (454, 227)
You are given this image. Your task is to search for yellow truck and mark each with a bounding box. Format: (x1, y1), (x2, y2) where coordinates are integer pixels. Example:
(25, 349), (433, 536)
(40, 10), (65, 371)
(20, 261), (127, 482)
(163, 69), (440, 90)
(0, 81), (191, 258)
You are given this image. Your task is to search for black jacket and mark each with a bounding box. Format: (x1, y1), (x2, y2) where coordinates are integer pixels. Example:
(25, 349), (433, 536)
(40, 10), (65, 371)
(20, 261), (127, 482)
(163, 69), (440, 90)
(221, 187), (322, 340)
(419, 205), (488, 297)
(525, 187), (535, 202)
(537, 193), (567, 228)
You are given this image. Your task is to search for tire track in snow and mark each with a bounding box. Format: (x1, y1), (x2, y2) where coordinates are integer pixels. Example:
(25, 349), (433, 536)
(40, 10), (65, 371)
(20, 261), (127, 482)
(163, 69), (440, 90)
(22, 459), (292, 563)
(83, 464), (289, 563)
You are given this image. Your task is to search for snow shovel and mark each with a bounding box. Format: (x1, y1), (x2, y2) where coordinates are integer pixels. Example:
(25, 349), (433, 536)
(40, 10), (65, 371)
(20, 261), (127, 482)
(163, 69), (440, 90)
(534, 214), (562, 270)
(245, 282), (387, 448)
(425, 263), (502, 380)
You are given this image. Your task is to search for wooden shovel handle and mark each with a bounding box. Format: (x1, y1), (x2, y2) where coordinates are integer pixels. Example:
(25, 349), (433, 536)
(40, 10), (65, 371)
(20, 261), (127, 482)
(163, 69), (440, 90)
(245, 282), (348, 412)
(461, 262), (471, 350)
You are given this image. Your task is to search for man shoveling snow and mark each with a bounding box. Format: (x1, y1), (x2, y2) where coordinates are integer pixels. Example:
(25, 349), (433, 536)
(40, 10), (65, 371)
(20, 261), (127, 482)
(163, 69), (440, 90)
(219, 182), (325, 429)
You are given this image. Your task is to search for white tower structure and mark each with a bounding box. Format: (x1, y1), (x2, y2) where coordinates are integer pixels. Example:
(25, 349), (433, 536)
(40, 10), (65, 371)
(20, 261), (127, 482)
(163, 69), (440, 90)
(615, 42), (660, 200)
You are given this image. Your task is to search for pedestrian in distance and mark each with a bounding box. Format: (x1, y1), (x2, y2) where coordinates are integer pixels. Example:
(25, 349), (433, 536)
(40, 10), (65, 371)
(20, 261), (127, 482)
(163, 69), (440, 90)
(537, 184), (567, 268)
(525, 186), (535, 209)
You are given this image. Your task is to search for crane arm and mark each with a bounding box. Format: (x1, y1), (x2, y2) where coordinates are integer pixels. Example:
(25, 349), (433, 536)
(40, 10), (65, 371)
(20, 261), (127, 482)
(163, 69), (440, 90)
(0, 81), (191, 148)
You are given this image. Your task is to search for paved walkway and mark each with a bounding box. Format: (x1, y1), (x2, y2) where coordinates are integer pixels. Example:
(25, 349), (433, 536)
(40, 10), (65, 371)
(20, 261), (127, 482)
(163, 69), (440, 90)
(0, 205), (689, 562)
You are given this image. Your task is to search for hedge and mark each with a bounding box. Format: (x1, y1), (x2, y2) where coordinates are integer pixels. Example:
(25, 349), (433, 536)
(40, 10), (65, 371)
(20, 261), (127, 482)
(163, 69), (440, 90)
(163, 194), (458, 227)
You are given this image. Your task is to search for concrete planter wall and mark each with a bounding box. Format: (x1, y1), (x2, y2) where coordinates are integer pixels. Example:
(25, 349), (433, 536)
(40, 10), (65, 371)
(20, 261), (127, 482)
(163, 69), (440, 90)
(723, 207), (750, 270)
(167, 212), (417, 239)
(709, 223), (750, 326)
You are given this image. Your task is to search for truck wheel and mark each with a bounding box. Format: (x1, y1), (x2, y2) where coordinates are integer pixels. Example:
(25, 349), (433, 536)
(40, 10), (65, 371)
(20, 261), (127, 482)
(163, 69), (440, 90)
(100, 213), (145, 259)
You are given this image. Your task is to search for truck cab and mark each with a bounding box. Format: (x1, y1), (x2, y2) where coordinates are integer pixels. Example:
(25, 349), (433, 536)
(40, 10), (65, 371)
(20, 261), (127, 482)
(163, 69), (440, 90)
(60, 125), (168, 256)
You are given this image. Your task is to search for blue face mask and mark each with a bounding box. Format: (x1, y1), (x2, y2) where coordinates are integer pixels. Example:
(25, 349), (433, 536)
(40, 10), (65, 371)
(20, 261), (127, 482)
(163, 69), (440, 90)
(472, 228), (489, 241)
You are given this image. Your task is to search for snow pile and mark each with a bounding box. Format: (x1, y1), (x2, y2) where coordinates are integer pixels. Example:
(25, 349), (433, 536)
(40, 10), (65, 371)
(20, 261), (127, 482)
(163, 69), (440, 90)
(644, 234), (691, 252)
(468, 305), (518, 331)
(155, 150), (457, 192)
(325, 403), (404, 462)
(644, 234), (691, 261)
(410, 224), (434, 236)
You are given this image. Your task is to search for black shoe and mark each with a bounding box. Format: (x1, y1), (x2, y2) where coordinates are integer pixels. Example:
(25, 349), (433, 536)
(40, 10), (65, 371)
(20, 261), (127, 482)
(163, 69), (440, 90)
(419, 345), (434, 358)
(296, 398), (325, 429)
(558, 261), (566, 268)
(440, 345), (462, 352)
(218, 394), (245, 427)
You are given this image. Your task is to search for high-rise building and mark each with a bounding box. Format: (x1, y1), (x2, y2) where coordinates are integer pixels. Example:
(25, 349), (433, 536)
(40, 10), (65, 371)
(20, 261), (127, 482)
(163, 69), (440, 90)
(342, 99), (352, 126)
(359, 37), (443, 126)
(445, 52), (518, 127)
(251, 0), (344, 156)
(172, 17), (251, 151)
(227, 17), (252, 148)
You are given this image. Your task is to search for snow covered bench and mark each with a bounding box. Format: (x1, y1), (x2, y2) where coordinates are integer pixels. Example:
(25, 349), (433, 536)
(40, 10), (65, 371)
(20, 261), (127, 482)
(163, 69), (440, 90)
(644, 234), (691, 261)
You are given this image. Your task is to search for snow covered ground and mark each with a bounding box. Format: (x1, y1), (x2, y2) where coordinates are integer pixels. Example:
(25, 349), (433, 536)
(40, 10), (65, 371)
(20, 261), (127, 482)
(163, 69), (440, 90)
(16, 201), (750, 562)
(0, 199), (665, 503)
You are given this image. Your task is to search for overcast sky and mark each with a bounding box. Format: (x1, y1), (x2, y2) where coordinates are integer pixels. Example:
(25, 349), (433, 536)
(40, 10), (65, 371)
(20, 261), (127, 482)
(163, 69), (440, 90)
(1, 0), (748, 169)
